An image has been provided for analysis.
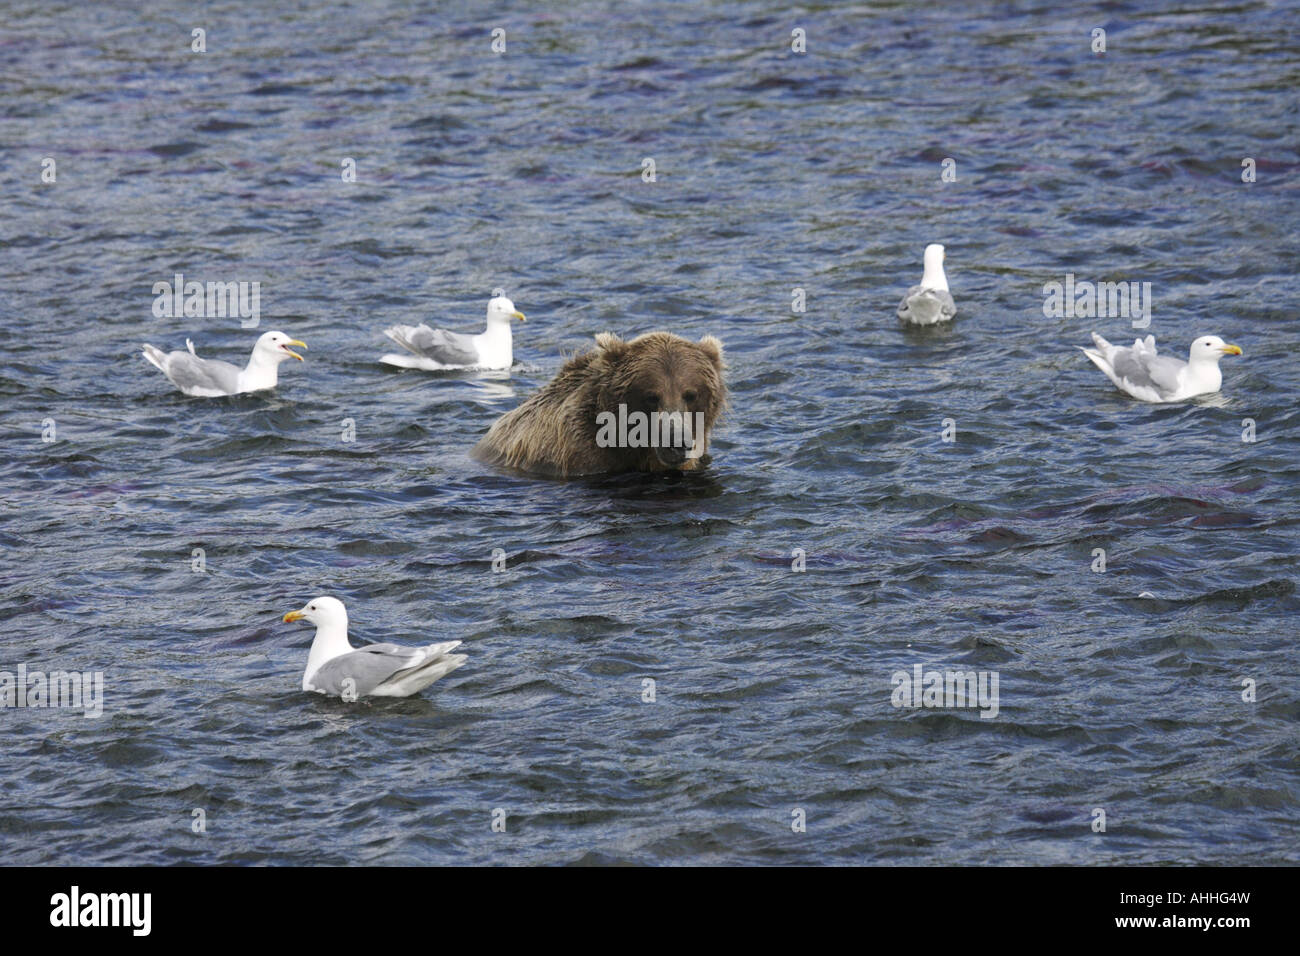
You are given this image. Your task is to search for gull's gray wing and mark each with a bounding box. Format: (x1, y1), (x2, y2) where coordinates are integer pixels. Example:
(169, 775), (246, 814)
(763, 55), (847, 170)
(165, 352), (242, 396)
(897, 286), (956, 325)
(384, 324), (480, 366)
(1110, 339), (1184, 399)
(307, 644), (425, 697)
(1135, 354), (1185, 396)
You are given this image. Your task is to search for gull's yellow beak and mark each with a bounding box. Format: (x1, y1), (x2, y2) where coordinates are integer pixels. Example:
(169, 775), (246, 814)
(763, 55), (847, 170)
(283, 610), (305, 623)
(283, 339), (307, 362)
(511, 311), (526, 323)
(1220, 344), (1242, 356)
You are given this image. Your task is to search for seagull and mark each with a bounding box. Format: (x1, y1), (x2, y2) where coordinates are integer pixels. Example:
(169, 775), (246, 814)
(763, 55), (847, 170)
(897, 243), (956, 325)
(1080, 333), (1242, 403)
(380, 295), (525, 371)
(282, 596), (467, 700)
(142, 330), (306, 397)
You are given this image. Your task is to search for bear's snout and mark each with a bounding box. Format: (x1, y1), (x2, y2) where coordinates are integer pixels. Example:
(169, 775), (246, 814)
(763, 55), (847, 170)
(654, 443), (691, 466)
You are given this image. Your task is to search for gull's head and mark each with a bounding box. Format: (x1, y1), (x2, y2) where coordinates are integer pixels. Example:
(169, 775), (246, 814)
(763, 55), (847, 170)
(921, 243), (948, 290)
(486, 295), (526, 327)
(255, 330), (307, 363)
(1190, 335), (1242, 362)
(283, 595), (347, 629)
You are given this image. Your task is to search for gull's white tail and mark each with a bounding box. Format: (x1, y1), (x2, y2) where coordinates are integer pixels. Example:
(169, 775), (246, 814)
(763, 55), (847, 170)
(141, 344), (169, 373)
(1078, 332), (1106, 364)
(381, 649), (468, 696)
(383, 325), (424, 356)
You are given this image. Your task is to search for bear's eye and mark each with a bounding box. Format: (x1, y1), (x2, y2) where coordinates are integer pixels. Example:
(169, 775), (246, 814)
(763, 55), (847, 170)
(644, 392), (660, 409)
(682, 390), (698, 404)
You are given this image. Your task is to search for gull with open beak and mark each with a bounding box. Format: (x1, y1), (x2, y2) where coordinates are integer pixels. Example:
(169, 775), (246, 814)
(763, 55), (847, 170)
(282, 596), (468, 700)
(141, 330), (307, 397)
(1080, 333), (1243, 403)
(380, 294), (526, 371)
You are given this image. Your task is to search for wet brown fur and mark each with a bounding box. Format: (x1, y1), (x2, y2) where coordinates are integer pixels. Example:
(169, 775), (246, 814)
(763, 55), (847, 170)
(472, 331), (726, 477)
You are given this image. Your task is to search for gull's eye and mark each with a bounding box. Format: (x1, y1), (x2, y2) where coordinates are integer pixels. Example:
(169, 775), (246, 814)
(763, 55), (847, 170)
(309, 604), (316, 610)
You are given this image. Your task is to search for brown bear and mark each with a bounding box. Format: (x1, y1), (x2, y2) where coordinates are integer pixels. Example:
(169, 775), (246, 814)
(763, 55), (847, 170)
(472, 331), (726, 477)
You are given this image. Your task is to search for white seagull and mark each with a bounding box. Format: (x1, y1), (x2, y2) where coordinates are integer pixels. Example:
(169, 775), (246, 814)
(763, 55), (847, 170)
(897, 243), (956, 325)
(380, 294), (525, 371)
(282, 596), (467, 700)
(142, 330), (306, 397)
(1080, 333), (1242, 403)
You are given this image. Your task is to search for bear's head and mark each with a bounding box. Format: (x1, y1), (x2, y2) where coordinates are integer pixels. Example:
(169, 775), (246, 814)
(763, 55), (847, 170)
(590, 331), (726, 472)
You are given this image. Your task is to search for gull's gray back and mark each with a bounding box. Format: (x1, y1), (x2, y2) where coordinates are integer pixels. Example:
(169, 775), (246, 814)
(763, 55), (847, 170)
(166, 352), (242, 394)
(308, 644), (423, 697)
(1112, 345), (1184, 398)
(401, 325), (480, 366)
(898, 286), (956, 324)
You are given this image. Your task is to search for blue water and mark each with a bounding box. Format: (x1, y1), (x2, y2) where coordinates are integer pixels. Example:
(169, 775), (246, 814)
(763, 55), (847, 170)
(2, 0), (1298, 864)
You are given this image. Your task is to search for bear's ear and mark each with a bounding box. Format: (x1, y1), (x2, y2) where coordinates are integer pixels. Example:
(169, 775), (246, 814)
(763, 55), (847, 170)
(594, 332), (627, 358)
(697, 335), (725, 368)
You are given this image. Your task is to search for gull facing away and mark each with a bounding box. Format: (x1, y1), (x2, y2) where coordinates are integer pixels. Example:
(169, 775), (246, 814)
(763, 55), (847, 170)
(1079, 333), (1242, 403)
(380, 294), (525, 371)
(897, 243), (957, 325)
(282, 596), (468, 700)
(141, 330), (306, 397)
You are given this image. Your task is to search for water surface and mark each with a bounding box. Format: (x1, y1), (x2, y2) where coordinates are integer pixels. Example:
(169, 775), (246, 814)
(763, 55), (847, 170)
(1, 1), (1298, 864)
